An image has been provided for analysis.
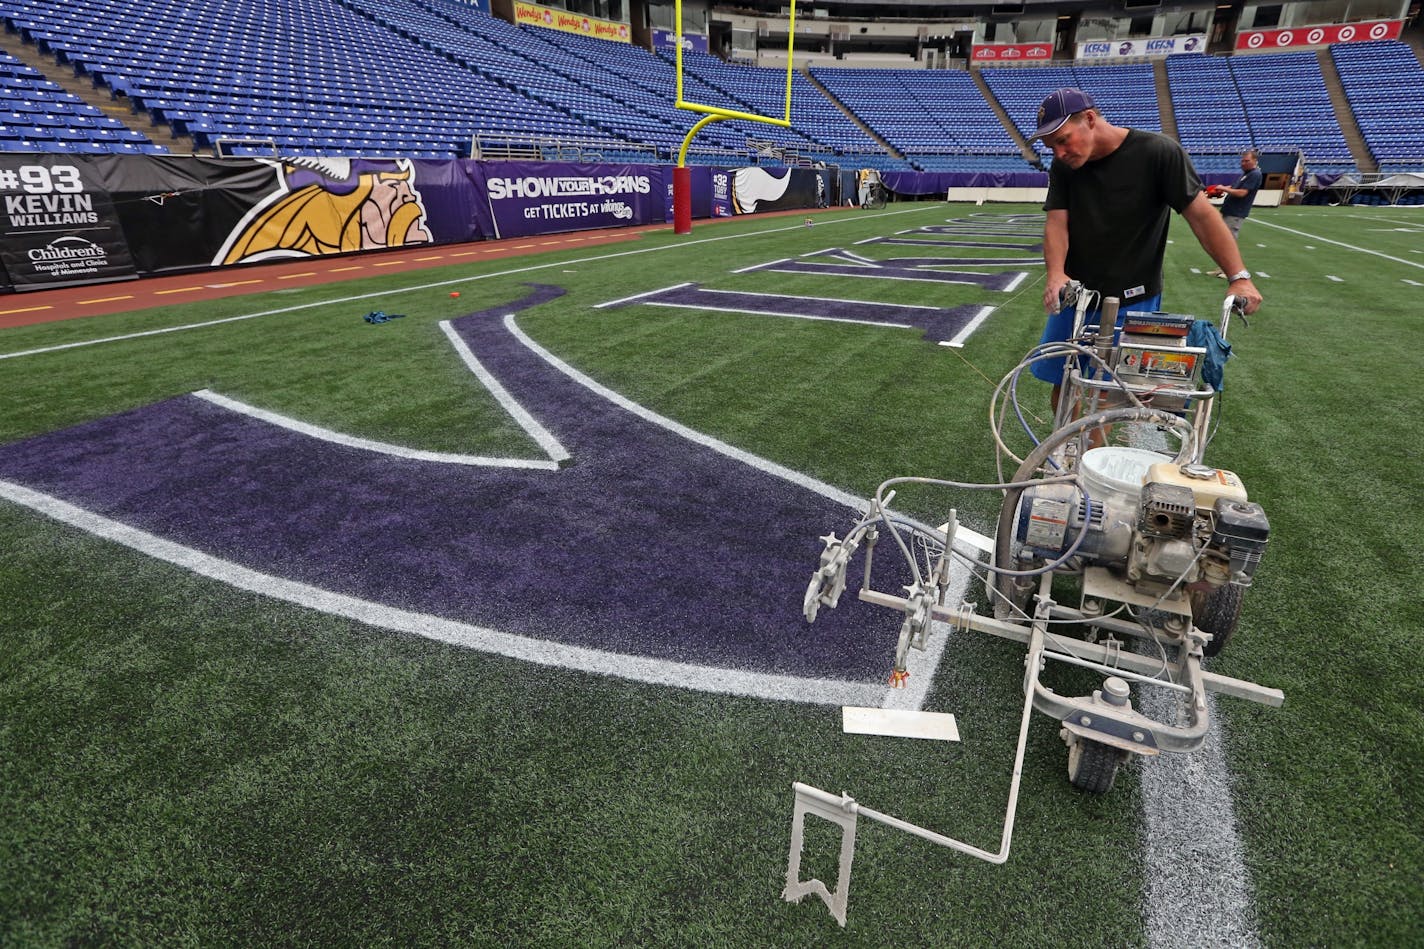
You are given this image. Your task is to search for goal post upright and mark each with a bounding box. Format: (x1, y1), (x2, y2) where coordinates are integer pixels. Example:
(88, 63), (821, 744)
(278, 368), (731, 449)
(671, 0), (798, 233)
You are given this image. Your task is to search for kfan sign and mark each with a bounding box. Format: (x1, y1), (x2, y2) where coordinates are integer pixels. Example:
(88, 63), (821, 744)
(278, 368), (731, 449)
(1077, 34), (1206, 59)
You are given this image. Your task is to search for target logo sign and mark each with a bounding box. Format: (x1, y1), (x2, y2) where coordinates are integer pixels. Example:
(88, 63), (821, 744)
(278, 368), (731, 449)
(1236, 19), (1401, 50)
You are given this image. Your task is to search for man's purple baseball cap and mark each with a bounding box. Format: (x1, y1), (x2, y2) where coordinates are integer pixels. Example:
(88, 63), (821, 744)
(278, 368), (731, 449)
(1032, 88), (1097, 140)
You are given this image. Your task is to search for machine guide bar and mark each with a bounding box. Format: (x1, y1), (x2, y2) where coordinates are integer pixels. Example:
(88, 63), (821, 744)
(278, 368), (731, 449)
(784, 612), (1049, 925)
(857, 588), (1284, 708)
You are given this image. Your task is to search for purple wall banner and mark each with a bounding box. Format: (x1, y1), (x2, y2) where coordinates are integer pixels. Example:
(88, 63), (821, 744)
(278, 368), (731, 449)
(653, 28), (709, 53)
(412, 158), (496, 245)
(710, 169), (733, 218)
(478, 162), (668, 239)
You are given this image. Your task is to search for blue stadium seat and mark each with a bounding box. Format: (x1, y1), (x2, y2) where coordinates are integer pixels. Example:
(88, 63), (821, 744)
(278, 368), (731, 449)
(0, 0), (1410, 172)
(1331, 41), (1424, 169)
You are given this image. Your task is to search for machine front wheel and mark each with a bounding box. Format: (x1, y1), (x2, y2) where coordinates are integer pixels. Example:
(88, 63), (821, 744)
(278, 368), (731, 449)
(1066, 736), (1128, 793)
(1193, 583), (1245, 657)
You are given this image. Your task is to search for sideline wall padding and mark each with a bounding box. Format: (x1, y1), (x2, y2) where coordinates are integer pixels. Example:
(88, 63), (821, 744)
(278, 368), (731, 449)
(0, 155), (837, 292)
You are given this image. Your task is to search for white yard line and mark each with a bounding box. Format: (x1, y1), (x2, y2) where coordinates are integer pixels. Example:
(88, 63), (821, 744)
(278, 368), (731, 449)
(1139, 690), (1262, 949)
(1346, 210), (1424, 228)
(1126, 423), (1263, 947)
(1251, 218), (1424, 270)
(939, 306), (996, 348)
(194, 386), (563, 469)
(437, 320), (570, 462)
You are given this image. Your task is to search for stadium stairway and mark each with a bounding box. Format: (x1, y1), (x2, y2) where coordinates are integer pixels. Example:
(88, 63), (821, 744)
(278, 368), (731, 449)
(800, 67), (903, 161)
(969, 67), (1038, 166)
(1153, 59), (1179, 140)
(1316, 47), (1376, 173)
(0, 27), (189, 154)
(1406, 27), (1424, 63)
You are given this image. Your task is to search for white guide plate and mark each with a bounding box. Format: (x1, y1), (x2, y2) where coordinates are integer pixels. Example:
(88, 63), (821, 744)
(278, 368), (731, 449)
(842, 707), (960, 742)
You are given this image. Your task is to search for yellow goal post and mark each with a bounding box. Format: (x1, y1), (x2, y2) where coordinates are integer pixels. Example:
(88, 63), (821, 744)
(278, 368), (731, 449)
(670, 0), (798, 232)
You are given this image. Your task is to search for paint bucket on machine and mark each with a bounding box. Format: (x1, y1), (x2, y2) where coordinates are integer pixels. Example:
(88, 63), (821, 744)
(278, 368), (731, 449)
(1079, 446), (1170, 508)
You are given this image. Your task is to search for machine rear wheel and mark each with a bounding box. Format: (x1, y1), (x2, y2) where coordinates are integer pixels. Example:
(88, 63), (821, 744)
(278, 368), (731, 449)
(1193, 584), (1245, 657)
(1066, 736), (1128, 793)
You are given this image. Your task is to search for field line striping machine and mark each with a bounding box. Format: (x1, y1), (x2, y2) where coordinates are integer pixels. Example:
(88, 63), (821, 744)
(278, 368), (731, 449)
(784, 286), (1284, 926)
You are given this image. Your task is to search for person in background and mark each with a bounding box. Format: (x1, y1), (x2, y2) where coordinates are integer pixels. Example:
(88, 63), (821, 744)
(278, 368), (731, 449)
(1031, 88), (1263, 405)
(857, 167), (883, 208)
(1206, 148), (1264, 276)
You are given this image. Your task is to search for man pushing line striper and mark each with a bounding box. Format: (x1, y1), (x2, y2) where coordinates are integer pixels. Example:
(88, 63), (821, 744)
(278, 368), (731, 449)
(1029, 88), (1263, 407)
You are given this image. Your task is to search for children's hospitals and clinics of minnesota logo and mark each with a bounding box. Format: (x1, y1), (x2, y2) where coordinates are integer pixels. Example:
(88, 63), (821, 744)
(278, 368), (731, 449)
(215, 157), (432, 265)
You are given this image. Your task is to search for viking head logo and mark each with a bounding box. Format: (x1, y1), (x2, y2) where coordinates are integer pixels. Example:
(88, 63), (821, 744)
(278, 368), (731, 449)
(217, 157), (433, 266)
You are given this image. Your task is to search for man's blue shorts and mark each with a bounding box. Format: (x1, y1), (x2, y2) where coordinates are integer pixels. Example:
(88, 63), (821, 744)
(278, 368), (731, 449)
(1029, 294), (1163, 384)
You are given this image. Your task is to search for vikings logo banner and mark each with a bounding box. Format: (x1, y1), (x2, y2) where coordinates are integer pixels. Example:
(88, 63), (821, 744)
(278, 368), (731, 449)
(51, 154), (481, 280)
(215, 157), (434, 265)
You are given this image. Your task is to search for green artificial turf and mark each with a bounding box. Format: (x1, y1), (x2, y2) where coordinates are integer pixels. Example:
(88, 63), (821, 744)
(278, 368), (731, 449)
(1, 203), (1420, 945)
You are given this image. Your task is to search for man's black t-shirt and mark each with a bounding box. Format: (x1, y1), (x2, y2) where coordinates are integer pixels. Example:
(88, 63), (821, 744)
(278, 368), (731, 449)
(1044, 129), (1203, 302)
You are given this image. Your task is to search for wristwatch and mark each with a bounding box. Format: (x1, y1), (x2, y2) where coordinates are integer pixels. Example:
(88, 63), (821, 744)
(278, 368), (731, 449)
(1228, 270), (1251, 282)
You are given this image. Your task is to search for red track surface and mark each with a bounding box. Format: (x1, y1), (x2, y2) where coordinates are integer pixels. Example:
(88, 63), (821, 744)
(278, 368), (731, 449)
(0, 225), (659, 331)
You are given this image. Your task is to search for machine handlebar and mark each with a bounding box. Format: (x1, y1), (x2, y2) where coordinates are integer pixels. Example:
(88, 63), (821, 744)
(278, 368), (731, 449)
(1061, 284), (1247, 338)
(1221, 294), (1247, 336)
